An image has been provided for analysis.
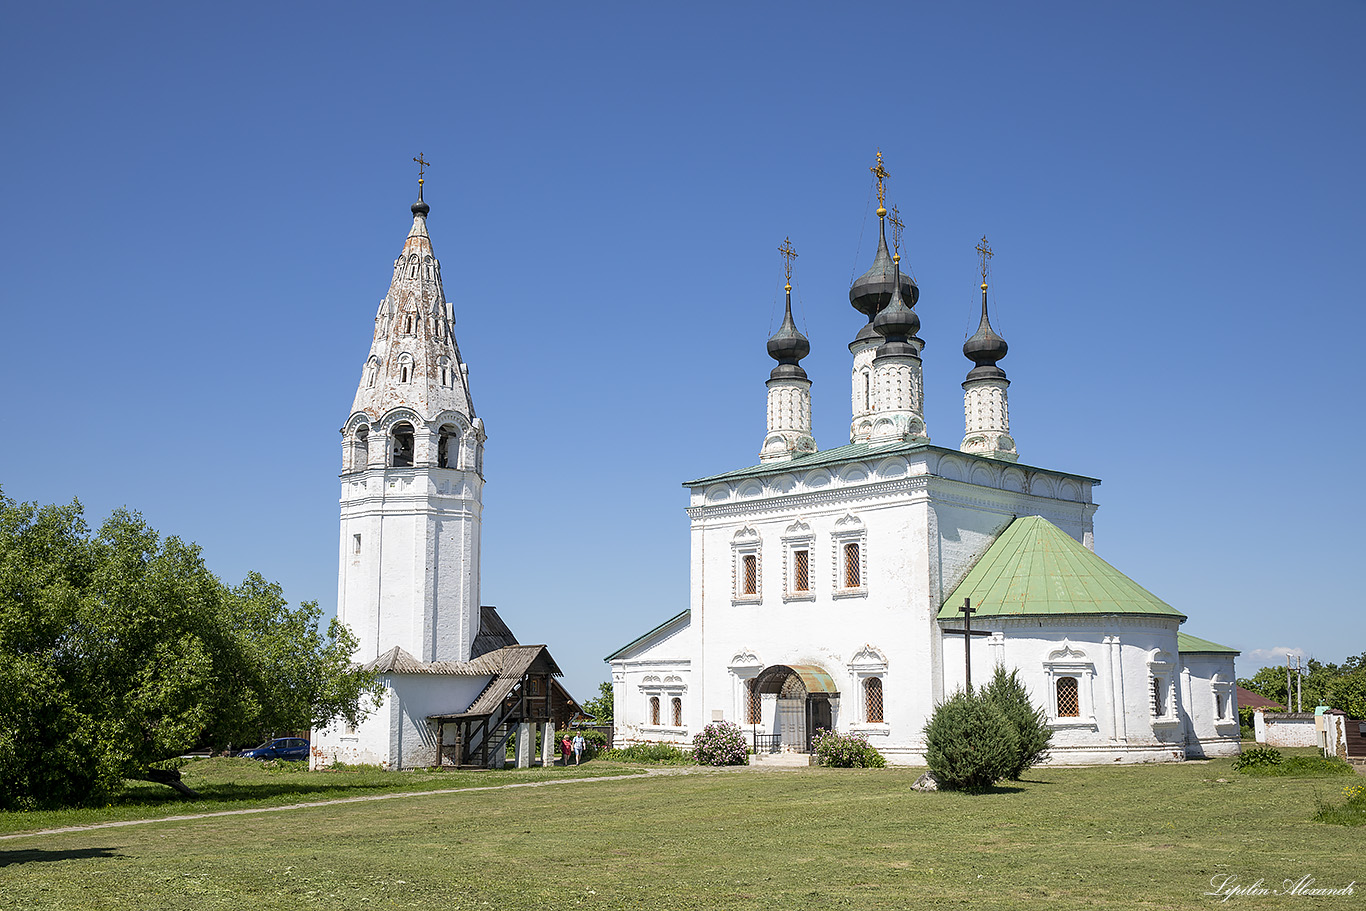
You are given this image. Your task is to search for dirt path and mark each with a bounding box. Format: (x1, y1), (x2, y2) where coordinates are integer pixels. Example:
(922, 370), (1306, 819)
(0, 765), (763, 842)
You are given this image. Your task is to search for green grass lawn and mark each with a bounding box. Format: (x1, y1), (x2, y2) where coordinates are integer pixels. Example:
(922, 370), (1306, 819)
(1, 754), (1361, 910)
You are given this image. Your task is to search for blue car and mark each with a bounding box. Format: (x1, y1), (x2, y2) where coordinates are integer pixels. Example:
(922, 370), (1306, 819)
(239, 737), (310, 761)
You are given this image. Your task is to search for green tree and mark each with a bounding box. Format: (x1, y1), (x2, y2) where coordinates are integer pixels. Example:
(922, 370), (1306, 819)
(0, 490), (381, 809)
(980, 666), (1052, 780)
(581, 681), (613, 724)
(923, 689), (1019, 791)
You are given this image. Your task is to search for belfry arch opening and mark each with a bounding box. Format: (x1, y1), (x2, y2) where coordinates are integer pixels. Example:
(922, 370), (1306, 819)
(752, 664), (838, 753)
(437, 424), (459, 469)
(350, 425), (370, 472)
(390, 422), (415, 467)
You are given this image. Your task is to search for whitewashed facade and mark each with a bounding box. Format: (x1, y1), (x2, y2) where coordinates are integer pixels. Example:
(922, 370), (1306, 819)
(609, 202), (1239, 764)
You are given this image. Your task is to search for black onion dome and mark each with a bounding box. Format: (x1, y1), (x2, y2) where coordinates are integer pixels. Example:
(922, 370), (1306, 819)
(850, 220), (919, 318)
(411, 183), (430, 217)
(963, 284), (1009, 380)
(768, 288), (810, 380)
(873, 263), (920, 359)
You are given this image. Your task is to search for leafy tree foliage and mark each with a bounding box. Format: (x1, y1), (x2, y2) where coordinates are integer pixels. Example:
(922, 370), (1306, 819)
(923, 689), (1019, 791)
(1239, 653), (1366, 716)
(581, 681), (613, 725)
(980, 666), (1053, 780)
(0, 490), (380, 809)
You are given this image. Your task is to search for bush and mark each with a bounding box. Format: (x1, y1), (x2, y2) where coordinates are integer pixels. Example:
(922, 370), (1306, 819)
(980, 666), (1052, 780)
(1231, 746), (1282, 771)
(692, 721), (748, 766)
(812, 729), (886, 768)
(600, 742), (694, 764)
(923, 689), (1019, 791)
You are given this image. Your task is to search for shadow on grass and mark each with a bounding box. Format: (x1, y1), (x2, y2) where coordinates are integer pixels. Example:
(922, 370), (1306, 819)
(0, 847), (124, 867)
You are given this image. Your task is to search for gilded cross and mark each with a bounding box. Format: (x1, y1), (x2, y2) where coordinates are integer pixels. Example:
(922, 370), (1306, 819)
(778, 236), (798, 285)
(413, 153), (431, 182)
(976, 235), (993, 285)
(870, 149), (890, 209)
(889, 205), (905, 259)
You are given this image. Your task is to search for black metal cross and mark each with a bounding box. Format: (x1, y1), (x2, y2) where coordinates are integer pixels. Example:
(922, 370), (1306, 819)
(943, 597), (991, 693)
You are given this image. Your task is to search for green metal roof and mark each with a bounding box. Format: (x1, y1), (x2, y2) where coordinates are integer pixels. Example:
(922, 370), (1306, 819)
(603, 609), (690, 662)
(939, 516), (1186, 621)
(684, 441), (1100, 488)
(1177, 631), (1239, 655)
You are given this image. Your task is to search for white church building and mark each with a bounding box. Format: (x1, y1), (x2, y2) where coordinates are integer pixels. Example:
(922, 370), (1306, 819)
(311, 179), (577, 770)
(608, 165), (1240, 765)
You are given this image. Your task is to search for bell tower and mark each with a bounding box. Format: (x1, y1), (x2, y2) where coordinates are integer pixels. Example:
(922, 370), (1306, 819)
(337, 163), (486, 664)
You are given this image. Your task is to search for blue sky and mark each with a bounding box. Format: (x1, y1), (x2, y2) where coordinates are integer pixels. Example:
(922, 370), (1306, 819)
(2, 2), (1363, 697)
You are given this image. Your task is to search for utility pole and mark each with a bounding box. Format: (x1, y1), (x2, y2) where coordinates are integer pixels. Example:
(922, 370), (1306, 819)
(1295, 656), (1304, 713)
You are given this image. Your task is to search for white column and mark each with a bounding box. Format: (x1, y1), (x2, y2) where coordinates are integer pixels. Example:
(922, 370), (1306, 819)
(516, 722), (533, 768)
(540, 722), (555, 766)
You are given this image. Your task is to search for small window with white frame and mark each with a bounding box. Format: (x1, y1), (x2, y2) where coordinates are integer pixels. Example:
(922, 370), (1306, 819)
(1147, 651), (1178, 725)
(731, 526), (762, 604)
(831, 514), (867, 599)
(782, 519), (816, 602)
(848, 644), (889, 731)
(1044, 642), (1097, 728)
(1211, 674), (1235, 724)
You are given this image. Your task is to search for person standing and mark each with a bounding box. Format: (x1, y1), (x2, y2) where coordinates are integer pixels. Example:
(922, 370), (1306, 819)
(572, 732), (586, 765)
(561, 735), (572, 765)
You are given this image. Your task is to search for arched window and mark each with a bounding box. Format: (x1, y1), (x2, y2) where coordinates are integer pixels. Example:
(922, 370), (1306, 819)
(671, 697), (682, 727)
(649, 696), (660, 726)
(365, 357), (381, 388)
(1056, 677), (1080, 718)
(862, 371), (871, 411)
(746, 679), (761, 724)
(351, 426), (369, 472)
(405, 314), (414, 334)
(864, 677), (884, 723)
(437, 424), (459, 469)
(390, 422), (415, 467)
(742, 554), (758, 595)
(843, 543), (861, 588)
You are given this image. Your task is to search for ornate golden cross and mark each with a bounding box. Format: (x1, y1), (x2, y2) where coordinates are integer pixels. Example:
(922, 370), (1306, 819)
(870, 149), (890, 209)
(413, 153), (431, 182)
(778, 236), (798, 286)
(889, 205), (905, 259)
(976, 235), (993, 284)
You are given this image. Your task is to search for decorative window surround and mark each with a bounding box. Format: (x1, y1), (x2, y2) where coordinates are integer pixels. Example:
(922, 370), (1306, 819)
(831, 514), (868, 600)
(1211, 674), (1236, 725)
(1044, 642), (1098, 729)
(1147, 651), (1179, 726)
(641, 674), (688, 733)
(848, 644), (889, 733)
(731, 526), (763, 604)
(782, 519), (817, 602)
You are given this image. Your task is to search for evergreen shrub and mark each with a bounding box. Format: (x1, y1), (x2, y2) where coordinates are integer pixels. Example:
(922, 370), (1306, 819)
(692, 721), (748, 766)
(812, 729), (886, 768)
(923, 689), (1018, 791)
(980, 666), (1052, 779)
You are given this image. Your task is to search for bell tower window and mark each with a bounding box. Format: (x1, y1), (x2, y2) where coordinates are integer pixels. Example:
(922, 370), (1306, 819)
(390, 422), (415, 468)
(437, 424), (459, 469)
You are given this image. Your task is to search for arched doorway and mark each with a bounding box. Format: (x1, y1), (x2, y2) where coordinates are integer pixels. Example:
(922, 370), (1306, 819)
(753, 664), (839, 752)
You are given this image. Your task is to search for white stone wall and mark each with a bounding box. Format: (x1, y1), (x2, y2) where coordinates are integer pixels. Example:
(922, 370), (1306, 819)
(1256, 713), (1319, 748)
(311, 673), (491, 770)
(677, 446), (1096, 764)
(961, 378), (1018, 461)
(761, 378), (815, 462)
(610, 615), (695, 746)
(848, 340), (877, 442)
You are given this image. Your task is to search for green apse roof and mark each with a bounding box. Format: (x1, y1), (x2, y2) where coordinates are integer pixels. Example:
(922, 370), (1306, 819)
(1177, 631), (1239, 654)
(939, 516), (1186, 621)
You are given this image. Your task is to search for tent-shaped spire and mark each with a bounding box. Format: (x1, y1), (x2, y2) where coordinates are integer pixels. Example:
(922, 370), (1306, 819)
(939, 516), (1186, 620)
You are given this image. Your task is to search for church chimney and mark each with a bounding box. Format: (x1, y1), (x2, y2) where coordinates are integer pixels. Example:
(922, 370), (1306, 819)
(759, 237), (816, 463)
(960, 236), (1018, 461)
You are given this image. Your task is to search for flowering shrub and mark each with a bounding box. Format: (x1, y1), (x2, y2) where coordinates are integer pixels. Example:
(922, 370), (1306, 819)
(692, 721), (748, 766)
(812, 729), (886, 768)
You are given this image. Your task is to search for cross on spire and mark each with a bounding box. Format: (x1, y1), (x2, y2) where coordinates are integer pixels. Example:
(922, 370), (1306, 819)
(413, 153), (431, 184)
(977, 234), (993, 286)
(889, 205), (905, 260)
(870, 149), (890, 213)
(778, 236), (798, 288)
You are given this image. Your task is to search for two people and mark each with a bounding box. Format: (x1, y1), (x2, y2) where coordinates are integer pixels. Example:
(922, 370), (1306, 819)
(561, 732), (587, 765)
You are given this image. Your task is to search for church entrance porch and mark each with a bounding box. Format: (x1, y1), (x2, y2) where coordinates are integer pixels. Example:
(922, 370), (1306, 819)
(753, 664), (839, 753)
